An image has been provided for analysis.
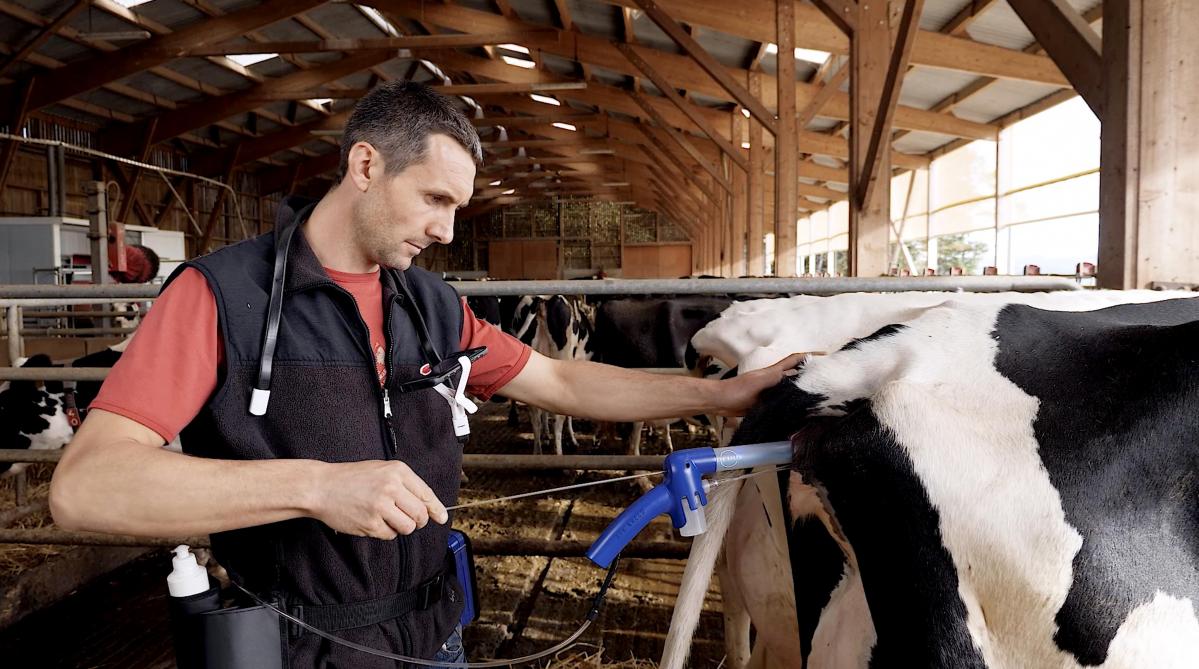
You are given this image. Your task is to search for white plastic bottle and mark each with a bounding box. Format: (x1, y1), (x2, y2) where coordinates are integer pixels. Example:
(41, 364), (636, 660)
(167, 544), (211, 597)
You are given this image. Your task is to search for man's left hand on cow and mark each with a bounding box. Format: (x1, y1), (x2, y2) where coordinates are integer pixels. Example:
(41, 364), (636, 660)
(501, 350), (809, 422)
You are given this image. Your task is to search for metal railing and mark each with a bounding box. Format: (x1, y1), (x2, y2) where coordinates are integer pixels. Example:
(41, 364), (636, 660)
(0, 275), (1082, 553)
(0, 275), (1082, 300)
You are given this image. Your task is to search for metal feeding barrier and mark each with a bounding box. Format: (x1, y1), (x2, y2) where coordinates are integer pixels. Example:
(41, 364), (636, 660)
(0, 276), (1081, 553)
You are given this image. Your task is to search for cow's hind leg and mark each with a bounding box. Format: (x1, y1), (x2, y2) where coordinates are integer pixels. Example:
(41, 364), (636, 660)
(717, 549), (753, 669)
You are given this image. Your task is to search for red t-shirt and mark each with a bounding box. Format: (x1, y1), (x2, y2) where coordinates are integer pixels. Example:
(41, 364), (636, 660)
(90, 267), (531, 443)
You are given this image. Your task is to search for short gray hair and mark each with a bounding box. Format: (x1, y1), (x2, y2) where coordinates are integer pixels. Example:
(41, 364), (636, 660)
(337, 81), (483, 182)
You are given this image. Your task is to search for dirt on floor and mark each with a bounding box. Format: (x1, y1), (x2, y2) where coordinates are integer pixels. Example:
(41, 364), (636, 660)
(0, 402), (728, 667)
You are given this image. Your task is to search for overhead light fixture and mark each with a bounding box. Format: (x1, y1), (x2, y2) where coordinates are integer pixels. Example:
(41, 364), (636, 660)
(113, 0), (151, 7)
(552, 122), (577, 131)
(741, 141), (751, 149)
(229, 53), (277, 67)
(498, 43), (530, 54)
(764, 43), (831, 65)
(489, 180), (502, 186)
(308, 98), (332, 106)
(357, 5), (400, 36)
(502, 189), (516, 195)
(501, 55), (536, 69)
(579, 148), (615, 155)
(81, 30), (152, 40)
(741, 108), (751, 118)
(530, 94), (561, 106)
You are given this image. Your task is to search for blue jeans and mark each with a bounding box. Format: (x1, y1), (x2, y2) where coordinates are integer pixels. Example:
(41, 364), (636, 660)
(431, 625), (466, 667)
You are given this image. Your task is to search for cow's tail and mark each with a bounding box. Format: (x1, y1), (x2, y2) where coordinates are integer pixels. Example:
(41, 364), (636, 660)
(660, 475), (743, 669)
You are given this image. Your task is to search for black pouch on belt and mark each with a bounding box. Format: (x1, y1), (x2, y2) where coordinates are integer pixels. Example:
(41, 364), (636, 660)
(169, 582), (286, 669)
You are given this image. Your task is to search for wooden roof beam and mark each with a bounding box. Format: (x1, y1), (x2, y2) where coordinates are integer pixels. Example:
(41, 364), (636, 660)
(615, 42), (746, 170)
(246, 81), (588, 101)
(1006, 0), (1103, 117)
(161, 31), (556, 57)
(372, 1), (998, 141)
(591, 0), (1068, 86)
(6, 0), (326, 115)
(0, 0), (88, 79)
(145, 50), (395, 147)
(629, 0), (777, 135)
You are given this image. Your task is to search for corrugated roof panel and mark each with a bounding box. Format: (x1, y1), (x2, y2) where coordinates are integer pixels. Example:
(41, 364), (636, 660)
(508, 0), (556, 27)
(806, 118), (840, 133)
(541, 53), (579, 77)
(893, 130), (958, 155)
(78, 88), (159, 118)
(168, 57), (258, 90)
(38, 34), (92, 64)
(570, 0), (624, 41)
(253, 16), (320, 41)
(918, 0), (973, 32)
(0, 19), (29, 47)
(303, 4), (382, 39)
(64, 8), (131, 35)
(457, 0), (495, 12)
(42, 103), (105, 126)
(899, 67), (983, 111)
(759, 52), (820, 82)
(16, 0), (59, 13)
(694, 29), (760, 70)
(123, 70), (207, 103)
(952, 79), (1062, 124)
(964, 3), (1035, 50)
(130, 0), (208, 31)
(250, 57), (296, 78)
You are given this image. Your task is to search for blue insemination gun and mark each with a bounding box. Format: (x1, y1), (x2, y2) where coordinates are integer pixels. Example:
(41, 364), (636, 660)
(586, 441), (793, 569)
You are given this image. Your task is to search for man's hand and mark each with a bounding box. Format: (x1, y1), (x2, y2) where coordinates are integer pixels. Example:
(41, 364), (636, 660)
(711, 353), (812, 416)
(311, 460), (448, 540)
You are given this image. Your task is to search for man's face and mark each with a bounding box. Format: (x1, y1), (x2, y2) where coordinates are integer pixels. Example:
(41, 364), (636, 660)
(352, 134), (476, 270)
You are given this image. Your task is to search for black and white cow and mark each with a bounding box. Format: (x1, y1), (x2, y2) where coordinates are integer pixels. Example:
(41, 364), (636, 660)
(528, 295), (595, 455)
(0, 355), (74, 477)
(593, 297), (731, 453)
(665, 289), (1199, 669)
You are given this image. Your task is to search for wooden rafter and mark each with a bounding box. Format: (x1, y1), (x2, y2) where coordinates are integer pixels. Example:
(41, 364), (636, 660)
(626, 90), (732, 193)
(588, 0), (1069, 85)
(375, 1), (998, 141)
(2, 0), (326, 115)
(615, 43), (747, 170)
(0, 0), (88, 78)
(1006, 0), (1103, 117)
(629, 0), (777, 135)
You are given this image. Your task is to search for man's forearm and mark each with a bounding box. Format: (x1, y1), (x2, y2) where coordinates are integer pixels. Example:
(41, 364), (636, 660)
(535, 359), (721, 422)
(52, 431), (324, 538)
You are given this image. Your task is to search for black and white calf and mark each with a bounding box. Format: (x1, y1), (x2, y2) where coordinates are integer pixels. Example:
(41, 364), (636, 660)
(1, 355), (74, 477)
(666, 289), (1199, 669)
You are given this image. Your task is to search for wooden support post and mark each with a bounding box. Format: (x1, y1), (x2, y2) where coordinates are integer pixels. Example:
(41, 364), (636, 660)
(1099, 0), (1199, 288)
(747, 72), (767, 275)
(731, 109), (748, 276)
(848, 0), (896, 278)
(775, 0), (798, 277)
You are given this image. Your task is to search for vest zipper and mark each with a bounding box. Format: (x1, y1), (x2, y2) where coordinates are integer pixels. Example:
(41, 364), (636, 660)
(381, 293), (398, 457)
(326, 283), (397, 459)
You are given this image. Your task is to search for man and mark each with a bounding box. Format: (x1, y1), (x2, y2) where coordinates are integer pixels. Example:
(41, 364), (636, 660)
(49, 82), (799, 668)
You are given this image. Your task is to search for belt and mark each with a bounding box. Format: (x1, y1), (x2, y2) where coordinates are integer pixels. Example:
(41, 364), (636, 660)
(288, 572), (445, 638)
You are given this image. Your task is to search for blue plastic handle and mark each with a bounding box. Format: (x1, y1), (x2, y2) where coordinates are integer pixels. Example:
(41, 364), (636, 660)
(586, 483), (672, 568)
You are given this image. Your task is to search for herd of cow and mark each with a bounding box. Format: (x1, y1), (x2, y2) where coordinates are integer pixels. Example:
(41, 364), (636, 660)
(4, 285), (1198, 668)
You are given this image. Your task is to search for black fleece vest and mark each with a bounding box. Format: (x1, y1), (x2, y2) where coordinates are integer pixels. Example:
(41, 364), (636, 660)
(169, 197), (465, 668)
